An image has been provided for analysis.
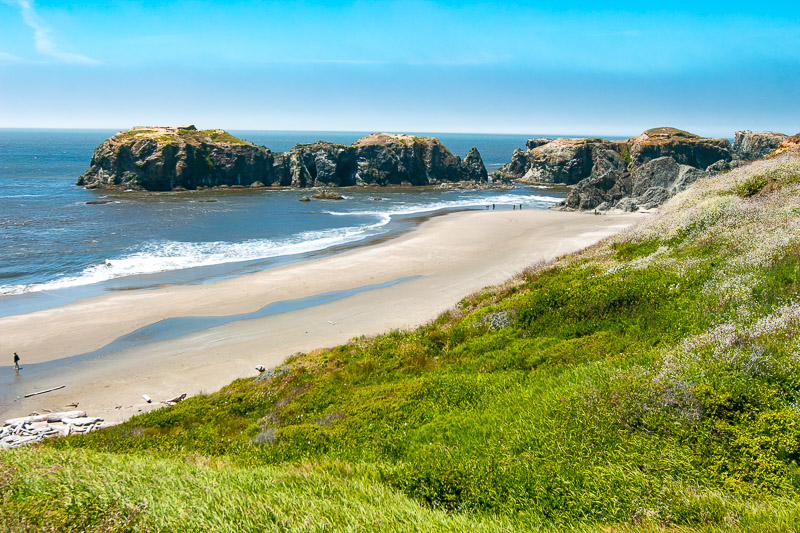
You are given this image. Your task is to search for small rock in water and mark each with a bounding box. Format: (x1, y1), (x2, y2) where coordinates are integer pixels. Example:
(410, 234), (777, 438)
(311, 189), (344, 200)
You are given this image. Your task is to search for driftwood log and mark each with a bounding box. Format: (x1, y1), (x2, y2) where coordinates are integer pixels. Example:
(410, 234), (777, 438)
(164, 393), (187, 404)
(62, 416), (102, 426)
(4, 410), (86, 426)
(23, 385), (65, 398)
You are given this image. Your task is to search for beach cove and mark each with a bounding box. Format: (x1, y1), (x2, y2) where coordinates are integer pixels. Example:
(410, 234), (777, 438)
(0, 208), (642, 424)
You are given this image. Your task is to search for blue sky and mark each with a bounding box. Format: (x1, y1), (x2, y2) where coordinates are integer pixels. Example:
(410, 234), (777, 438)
(0, 0), (798, 136)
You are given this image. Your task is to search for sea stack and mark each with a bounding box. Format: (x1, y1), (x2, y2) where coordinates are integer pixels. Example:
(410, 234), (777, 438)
(77, 125), (275, 191)
(77, 127), (490, 191)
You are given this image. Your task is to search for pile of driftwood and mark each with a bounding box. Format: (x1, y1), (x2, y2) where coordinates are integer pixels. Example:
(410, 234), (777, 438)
(1, 410), (104, 449)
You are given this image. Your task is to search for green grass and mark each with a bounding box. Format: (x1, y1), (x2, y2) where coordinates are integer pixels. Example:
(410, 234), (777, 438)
(154, 134), (176, 145)
(643, 127), (701, 139)
(113, 128), (249, 146)
(4, 151), (800, 531)
(1, 448), (541, 532)
(176, 128), (248, 145)
(621, 144), (632, 166)
(115, 129), (154, 140)
(732, 167), (800, 197)
(202, 129), (249, 145)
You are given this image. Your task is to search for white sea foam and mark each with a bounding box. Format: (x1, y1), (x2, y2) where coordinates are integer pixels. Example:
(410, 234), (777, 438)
(323, 192), (562, 218)
(0, 217), (391, 296)
(0, 191), (562, 296)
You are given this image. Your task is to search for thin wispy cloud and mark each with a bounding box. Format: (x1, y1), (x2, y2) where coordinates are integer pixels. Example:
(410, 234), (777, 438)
(3, 0), (97, 64)
(0, 50), (25, 63)
(288, 59), (388, 65)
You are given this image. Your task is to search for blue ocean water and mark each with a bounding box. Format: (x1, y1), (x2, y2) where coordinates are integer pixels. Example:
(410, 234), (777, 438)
(0, 129), (567, 315)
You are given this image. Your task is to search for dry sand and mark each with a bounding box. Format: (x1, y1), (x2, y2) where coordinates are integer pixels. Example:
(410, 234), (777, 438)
(0, 209), (644, 424)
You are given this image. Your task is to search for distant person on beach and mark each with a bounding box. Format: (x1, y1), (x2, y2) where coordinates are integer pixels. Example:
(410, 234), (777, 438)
(14, 352), (20, 376)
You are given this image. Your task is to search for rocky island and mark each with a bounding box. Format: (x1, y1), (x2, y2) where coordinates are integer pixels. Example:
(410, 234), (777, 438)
(77, 126), (491, 191)
(494, 127), (792, 211)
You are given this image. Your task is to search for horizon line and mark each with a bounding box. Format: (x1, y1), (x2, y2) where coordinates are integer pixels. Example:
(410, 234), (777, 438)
(0, 126), (746, 140)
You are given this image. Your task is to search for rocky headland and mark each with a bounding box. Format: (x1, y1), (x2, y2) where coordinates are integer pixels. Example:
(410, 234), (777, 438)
(77, 126), (492, 191)
(494, 127), (791, 211)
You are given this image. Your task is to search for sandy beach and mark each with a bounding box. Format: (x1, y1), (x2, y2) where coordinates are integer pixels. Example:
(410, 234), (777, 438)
(0, 209), (643, 424)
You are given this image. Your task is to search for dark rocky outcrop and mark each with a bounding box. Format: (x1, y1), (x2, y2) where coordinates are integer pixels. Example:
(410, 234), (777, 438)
(526, 138), (551, 150)
(463, 147), (489, 183)
(564, 129), (723, 212)
(77, 126), (279, 191)
(496, 148), (530, 183)
(276, 141), (359, 188)
(598, 157), (708, 211)
(78, 127), (490, 191)
(541, 128), (793, 212)
(496, 127), (730, 185)
(626, 127), (732, 170)
(350, 133), (485, 186)
(559, 170), (631, 211)
(733, 130), (789, 161)
(495, 127), (740, 211)
(494, 138), (627, 185)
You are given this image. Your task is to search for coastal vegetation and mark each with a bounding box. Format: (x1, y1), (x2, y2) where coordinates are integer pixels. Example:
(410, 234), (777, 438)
(197, 129), (249, 145)
(4, 149), (800, 531)
(114, 126), (250, 146)
(641, 127), (700, 139)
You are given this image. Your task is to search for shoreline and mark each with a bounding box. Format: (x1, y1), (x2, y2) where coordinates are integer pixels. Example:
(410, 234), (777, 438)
(0, 207), (459, 318)
(0, 209), (645, 424)
(0, 183), (565, 317)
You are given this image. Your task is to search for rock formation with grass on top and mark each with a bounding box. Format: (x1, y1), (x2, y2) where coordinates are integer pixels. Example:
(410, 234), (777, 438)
(77, 127), (492, 191)
(494, 127), (790, 212)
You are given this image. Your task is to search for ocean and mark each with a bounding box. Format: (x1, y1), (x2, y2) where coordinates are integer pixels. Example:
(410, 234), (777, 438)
(0, 129), (567, 316)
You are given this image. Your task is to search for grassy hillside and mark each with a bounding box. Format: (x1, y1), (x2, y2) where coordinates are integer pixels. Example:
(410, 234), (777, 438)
(4, 149), (800, 531)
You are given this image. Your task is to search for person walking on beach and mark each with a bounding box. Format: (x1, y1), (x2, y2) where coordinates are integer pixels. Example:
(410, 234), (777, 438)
(14, 352), (20, 376)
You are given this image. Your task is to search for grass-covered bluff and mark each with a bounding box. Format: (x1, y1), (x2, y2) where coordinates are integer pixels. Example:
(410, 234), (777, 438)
(5, 149), (800, 531)
(115, 125), (251, 146)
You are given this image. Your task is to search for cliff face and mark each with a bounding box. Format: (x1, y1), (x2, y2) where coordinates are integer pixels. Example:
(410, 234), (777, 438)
(495, 138), (626, 185)
(733, 130), (789, 161)
(77, 127), (489, 191)
(77, 126), (278, 191)
(495, 127), (732, 186)
(497, 127), (787, 212)
(559, 128), (731, 211)
(626, 127), (732, 169)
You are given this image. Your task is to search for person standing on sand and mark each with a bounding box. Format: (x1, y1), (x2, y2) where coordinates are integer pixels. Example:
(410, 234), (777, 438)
(14, 352), (20, 376)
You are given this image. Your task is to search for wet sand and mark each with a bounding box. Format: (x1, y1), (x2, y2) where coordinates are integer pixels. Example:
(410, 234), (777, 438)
(0, 209), (644, 424)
